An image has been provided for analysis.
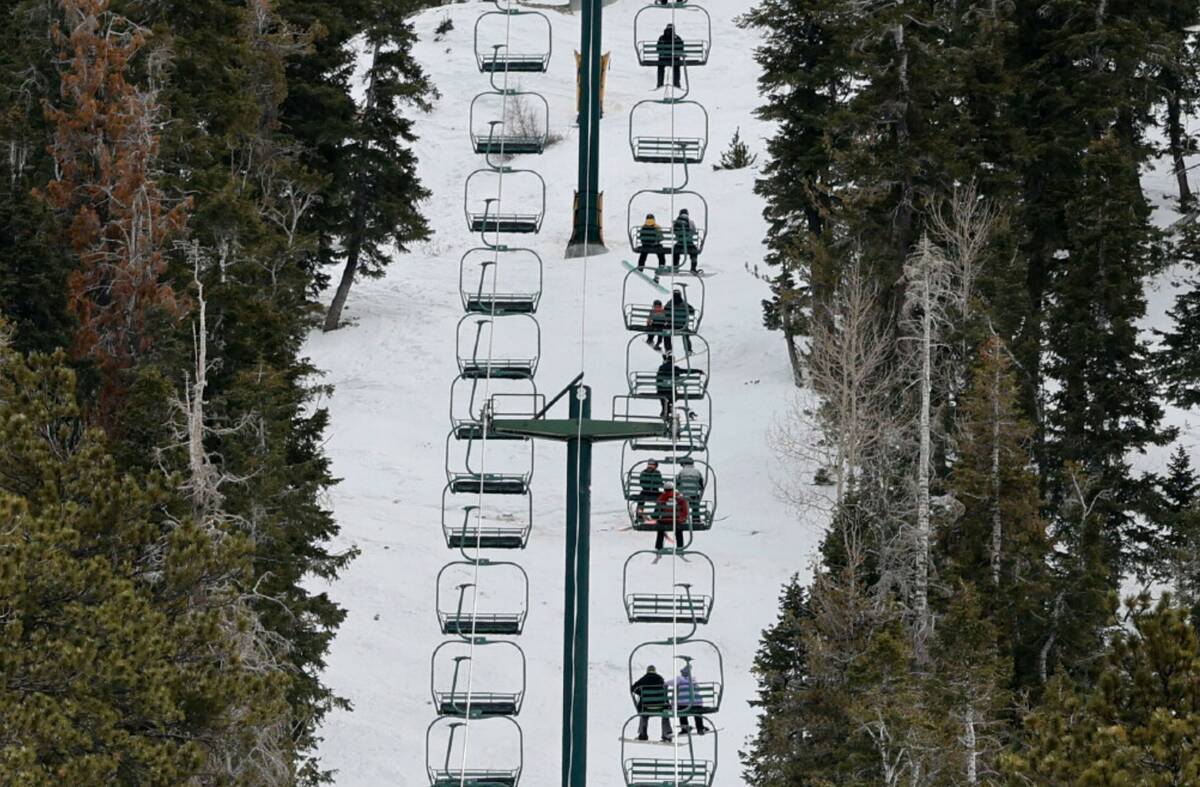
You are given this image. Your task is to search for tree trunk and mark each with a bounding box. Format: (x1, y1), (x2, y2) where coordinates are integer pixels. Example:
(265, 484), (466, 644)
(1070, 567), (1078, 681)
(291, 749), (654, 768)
(324, 246), (362, 332)
(323, 41), (381, 332)
(990, 347), (1003, 587)
(785, 332), (804, 388)
(916, 277), (932, 646)
(1167, 89), (1194, 211)
(964, 707), (978, 785)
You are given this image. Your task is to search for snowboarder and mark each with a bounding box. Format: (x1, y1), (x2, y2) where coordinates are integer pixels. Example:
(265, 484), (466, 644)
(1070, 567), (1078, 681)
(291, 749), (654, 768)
(655, 25), (684, 89)
(677, 455), (704, 528)
(637, 214), (667, 273)
(671, 664), (708, 735)
(669, 289), (695, 355)
(672, 209), (700, 272)
(632, 666), (672, 742)
(637, 460), (663, 519)
(646, 299), (668, 351)
(653, 480), (690, 553)
(656, 355), (686, 419)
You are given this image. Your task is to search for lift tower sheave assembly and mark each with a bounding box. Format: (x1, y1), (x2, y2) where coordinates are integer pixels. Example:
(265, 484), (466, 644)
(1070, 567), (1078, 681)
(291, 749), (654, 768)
(492, 377), (668, 787)
(566, 0), (607, 258)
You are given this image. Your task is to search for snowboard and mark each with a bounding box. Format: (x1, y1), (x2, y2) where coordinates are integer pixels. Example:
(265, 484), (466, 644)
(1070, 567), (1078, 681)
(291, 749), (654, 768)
(621, 260), (670, 294)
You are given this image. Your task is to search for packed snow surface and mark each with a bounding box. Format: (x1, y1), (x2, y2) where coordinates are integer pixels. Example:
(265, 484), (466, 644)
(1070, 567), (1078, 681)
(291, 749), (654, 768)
(304, 1), (821, 785)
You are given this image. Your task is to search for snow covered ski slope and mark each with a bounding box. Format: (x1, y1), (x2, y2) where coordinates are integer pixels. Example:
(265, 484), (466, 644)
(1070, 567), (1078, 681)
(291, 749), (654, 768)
(303, 1), (825, 785)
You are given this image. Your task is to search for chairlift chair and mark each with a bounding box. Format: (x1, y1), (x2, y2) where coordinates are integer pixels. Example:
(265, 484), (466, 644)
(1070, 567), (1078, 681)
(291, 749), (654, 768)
(445, 432), (533, 495)
(450, 376), (542, 441)
(626, 334), (710, 402)
(427, 716), (524, 787)
(633, 3), (713, 68)
(623, 456), (716, 532)
(464, 169), (547, 235)
(442, 491), (533, 551)
(460, 248), (544, 316)
(623, 550), (715, 625)
(474, 3), (552, 75)
(629, 640), (725, 716)
(629, 99), (710, 165)
(620, 716), (716, 787)
(627, 188), (709, 259)
(622, 272), (705, 334)
(614, 392), (712, 453)
(431, 639), (526, 718)
(470, 92), (551, 157)
(456, 314), (541, 381)
(436, 560), (530, 637)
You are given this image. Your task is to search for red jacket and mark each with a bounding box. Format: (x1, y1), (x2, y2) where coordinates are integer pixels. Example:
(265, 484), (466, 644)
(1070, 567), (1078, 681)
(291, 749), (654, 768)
(655, 489), (689, 524)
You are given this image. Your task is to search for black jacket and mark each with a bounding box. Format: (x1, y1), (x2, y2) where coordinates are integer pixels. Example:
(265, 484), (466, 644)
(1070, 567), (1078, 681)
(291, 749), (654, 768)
(632, 672), (668, 711)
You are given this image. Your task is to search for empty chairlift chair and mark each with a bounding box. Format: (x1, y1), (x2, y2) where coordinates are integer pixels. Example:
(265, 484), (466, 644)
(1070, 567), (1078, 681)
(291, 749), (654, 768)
(629, 100), (709, 165)
(445, 432), (533, 495)
(474, 2), (552, 76)
(633, 2), (712, 69)
(427, 716), (524, 787)
(436, 560), (529, 637)
(431, 640), (526, 718)
(623, 549), (715, 625)
(470, 91), (551, 158)
(449, 375), (542, 441)
(460, 248), (544, 316)
(442, 489), (534, 551)
(456, 314), (541, 381)
(465, 169), (547, 236)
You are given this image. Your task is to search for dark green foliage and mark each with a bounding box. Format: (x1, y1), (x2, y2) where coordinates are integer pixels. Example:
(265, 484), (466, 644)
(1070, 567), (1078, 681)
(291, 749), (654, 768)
(0, 346), (287, 785)
(1003, 597), (1200, 785)
(1158, 224), (1200, 409)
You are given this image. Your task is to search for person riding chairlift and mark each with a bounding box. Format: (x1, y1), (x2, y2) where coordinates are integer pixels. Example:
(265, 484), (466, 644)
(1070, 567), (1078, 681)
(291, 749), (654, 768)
(652, 480), (689, 558)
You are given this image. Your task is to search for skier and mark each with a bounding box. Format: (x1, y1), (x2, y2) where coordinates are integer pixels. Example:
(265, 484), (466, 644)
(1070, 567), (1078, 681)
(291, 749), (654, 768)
(632, 666), (672, 742)
(637, 459), (663, 520)
(677, 455), (704, 528)
(671, 664), (708, 735)
(669, 289), (695, 355)
(636, 213), (667, 273)
(655, 25), (684, 89)
(653, 480), (690, 554)
(671, 209), (700, 272)
(646, 299), (668, 351)
(656, 355), (686, 419)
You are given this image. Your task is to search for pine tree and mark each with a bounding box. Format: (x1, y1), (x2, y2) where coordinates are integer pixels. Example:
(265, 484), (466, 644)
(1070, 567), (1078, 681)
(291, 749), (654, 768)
(0, 1), (76, 355)
(1158, 226), (1200, 409)
(1156, 447), (1200, 617)
(713, 126), (757, 171)
(1003, 596), (1200, 785)
(324, 0), (434, 331)
(738, 0), (846, 383)
(0, 342), (288, 785)
(1042, 132), (1169, 580)
(1154, 1), (1200, 211)
(944, 337), (1050, 689)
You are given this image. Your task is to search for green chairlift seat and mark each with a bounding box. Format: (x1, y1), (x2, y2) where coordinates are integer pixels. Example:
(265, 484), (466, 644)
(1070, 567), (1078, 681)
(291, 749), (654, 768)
(442, 497), (532, 550)
(632, 3), (713, 68)
(432, 641), (526, 718)
(460, 249), (544, 317)
(469, 212), (544, 234)
(629, 370), (707, 401)
(464, 170), (547, 237)
(448, 472), (530, 496)
(460, 359), (539, 380)
(436, 563), (529, 638)
(636, 41), (710, 68)
(632, 137), (705, 165)
(427, 717), (523, 787)
(625, 592), (713, 625)
(475, 5), (552, 75)
(457, 315), (541, 382)
(629, 99), (709, 165)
